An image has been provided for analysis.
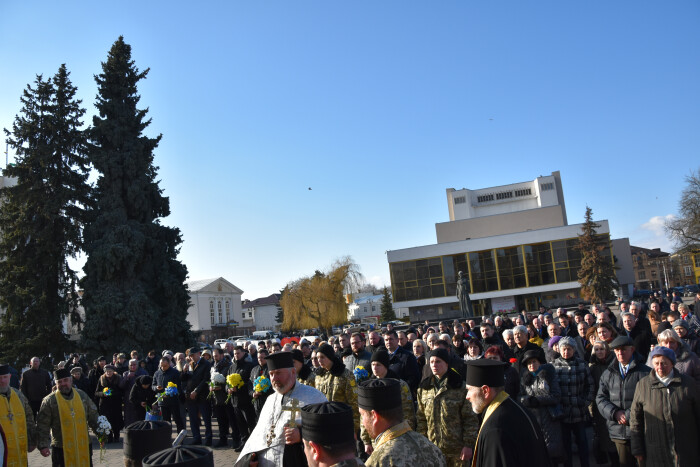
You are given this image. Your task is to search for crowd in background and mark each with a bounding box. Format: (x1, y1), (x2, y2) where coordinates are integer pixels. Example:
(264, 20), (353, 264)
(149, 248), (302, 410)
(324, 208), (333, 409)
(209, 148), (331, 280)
(11, 289), (700, 466)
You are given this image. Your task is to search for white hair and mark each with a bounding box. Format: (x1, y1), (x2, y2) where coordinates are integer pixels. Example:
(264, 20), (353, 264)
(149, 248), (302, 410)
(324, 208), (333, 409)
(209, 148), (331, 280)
(657, 329), (682, 345)
(502, 329), (514, 339)
(513, 325), (527, 335)
(439, 333), (451, 342)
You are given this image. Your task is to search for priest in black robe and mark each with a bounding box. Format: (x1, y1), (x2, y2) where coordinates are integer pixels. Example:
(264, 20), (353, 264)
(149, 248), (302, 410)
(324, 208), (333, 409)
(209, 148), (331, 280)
(465, 359), (551, 467)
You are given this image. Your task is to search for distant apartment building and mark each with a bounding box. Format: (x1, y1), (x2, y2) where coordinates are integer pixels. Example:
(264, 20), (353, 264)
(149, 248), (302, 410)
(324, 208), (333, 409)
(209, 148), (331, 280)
(241, 294), (282, 333)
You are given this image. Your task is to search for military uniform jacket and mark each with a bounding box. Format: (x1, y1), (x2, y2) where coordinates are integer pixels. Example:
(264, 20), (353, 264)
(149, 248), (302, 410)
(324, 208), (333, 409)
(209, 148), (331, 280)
(332, 458), (366, 467)
(314, 362), (360, 431)
(472, 396), (551, 467)
(36, 388), (99, 449)
(366, 421), (446, 467)
(416, 370), (477, 459)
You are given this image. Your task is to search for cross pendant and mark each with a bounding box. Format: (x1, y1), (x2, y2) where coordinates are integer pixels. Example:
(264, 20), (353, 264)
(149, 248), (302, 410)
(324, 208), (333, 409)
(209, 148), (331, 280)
(266, 425), (276, 447)
(7, 412), (13, 422)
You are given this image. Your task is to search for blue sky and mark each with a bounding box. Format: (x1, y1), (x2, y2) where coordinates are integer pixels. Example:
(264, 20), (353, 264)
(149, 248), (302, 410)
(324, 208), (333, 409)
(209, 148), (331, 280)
(1, 1), (698, 298)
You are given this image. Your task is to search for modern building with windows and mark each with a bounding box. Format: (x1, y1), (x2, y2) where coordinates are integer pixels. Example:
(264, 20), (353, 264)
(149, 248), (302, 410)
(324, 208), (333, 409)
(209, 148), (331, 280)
(387, 171), (629, 321)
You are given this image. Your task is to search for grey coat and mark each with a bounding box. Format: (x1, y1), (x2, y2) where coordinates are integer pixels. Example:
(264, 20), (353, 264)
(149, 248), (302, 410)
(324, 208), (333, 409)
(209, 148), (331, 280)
(553, 355), (594, 424)
(630, 369), (700, 467)
(596, 355), (650, 440)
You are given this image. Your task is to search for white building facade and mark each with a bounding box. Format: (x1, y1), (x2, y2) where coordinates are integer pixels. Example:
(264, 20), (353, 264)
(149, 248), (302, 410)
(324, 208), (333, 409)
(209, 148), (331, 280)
(186, 277), (243, 342)
(387, 171), (627, 321)
(241, 294), (282, 333)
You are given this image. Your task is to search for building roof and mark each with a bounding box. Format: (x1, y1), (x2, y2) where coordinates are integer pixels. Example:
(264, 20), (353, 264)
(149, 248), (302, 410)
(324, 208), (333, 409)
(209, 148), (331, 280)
(353, 294), (384, 305)
(630, 246), (670, 258)
(242, 293), (281, 309)
(186, 277), (244, 294)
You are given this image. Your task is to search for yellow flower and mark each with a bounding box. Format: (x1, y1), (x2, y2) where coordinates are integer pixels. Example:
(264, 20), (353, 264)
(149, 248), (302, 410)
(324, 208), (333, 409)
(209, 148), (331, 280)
(167, 382), (177, 388)
(226, 373), (244, 389)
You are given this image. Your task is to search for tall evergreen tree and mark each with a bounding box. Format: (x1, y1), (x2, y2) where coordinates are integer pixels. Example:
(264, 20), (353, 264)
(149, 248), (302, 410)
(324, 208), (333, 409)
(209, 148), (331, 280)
(80, 37), (192, 356)
(0, 65), (90, 366)
(380, 286), (396, 322)
(575, 206), (619, 304)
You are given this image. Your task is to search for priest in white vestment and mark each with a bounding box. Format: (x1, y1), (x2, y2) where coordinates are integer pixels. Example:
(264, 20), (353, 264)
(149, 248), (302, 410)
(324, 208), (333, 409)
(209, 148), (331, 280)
(234, 351), (327, 467)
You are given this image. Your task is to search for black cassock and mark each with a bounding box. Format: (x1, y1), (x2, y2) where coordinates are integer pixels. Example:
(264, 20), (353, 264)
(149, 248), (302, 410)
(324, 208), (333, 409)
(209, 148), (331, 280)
(473, 397), (552, 467)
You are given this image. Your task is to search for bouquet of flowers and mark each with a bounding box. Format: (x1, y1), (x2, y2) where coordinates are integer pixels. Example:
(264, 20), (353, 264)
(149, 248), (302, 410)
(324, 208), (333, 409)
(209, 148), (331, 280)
(102, 388), (112, 397)
(253, 375), (271, 394)
(225, 373), (245, 404)
(208, 371), (226, 399)
(164, 381), (178, 397)
(353, 366), (370, 383)
(95, 415), (112, 462)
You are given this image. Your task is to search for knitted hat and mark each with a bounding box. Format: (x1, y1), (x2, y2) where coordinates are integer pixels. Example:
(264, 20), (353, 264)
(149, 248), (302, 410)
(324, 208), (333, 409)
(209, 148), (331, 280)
(317, 343), (337, 362)
(672, 319), (690, 331)
(428, 348), (450, 365)
(649, 346), (676, 365)
(370, 349), (390, 368)
(291, 349), (304, 364)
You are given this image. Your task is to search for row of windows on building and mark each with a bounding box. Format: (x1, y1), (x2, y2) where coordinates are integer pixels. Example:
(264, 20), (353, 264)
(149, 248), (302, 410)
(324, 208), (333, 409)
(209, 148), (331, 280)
(638, 266), (695, 281)
(389, 235), (613, 302)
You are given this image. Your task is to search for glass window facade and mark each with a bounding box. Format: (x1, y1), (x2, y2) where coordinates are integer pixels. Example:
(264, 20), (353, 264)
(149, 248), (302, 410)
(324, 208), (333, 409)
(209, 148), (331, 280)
(390, 234), (613, 302)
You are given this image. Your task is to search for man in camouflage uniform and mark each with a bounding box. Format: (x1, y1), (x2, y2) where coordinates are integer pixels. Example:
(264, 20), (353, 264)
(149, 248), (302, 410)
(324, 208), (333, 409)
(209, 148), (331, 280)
(301, 401), (365, 466)
(359, 379), (446, 467)
(416, 349), (477, 466)
(314, 343), (360, 432)
(36, 368), (99, 465)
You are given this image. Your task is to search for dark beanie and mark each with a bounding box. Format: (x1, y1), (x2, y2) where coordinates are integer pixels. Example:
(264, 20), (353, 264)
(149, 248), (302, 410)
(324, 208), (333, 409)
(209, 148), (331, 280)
(291, 349), (304, 364)
(317, 343), (337, 361)
(371, 349), (390, 368)
(429, 348), (450, 365)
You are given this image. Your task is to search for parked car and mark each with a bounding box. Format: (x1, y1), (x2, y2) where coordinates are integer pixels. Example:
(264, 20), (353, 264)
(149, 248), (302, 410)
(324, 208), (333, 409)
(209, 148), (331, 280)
(213, 339), (232, 349)
(685, 284), (700, 297)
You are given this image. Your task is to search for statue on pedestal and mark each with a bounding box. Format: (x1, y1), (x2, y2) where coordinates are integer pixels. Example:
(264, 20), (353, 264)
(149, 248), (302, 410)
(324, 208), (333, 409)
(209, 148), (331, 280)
(456, 271), (474, 318)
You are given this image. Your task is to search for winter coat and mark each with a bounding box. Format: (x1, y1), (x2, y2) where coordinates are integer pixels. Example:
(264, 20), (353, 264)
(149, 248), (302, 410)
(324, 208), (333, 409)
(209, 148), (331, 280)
(519, 363), (564, 459)
(314, 361), (359, 431)
(151, 366), (181, 407)
(417, 369), (478, 464)
(210, 358), (231, 406)
(249, 364), (270, 417)
(596, 354), (650, 440)
(386, 346), (421, 394)
(503, 364), (520, 400)
(129, 375), (156, 420)
(226, 356), (254, 407)
(95, 373), (124, 431)
(588, 353), (615, 454)
(553, 355), (593, 424)
(343, 350), (372, 372)
(630, 369), (700, 467)
(20, 368), (52, 402)
(627, 325), (653, 359)
(180, 357), (211, 403)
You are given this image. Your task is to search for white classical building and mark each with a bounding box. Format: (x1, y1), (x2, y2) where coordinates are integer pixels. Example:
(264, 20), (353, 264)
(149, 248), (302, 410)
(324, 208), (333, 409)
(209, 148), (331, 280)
(186, 277), (244, 342)
(241, 294), (282, 333)
(347, 294), (409, 321)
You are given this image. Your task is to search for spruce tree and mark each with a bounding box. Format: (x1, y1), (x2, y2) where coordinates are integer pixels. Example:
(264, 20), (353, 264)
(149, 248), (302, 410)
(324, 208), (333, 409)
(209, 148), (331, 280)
(0, 65), (90, 366)
(575, 206), (619, 304)
(380, 286), (396, 322)
(80, 37), (192, 356)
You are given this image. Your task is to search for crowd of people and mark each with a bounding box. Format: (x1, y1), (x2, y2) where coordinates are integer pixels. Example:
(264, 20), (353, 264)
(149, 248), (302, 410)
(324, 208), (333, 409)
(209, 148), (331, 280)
(2, 290), (700, 466)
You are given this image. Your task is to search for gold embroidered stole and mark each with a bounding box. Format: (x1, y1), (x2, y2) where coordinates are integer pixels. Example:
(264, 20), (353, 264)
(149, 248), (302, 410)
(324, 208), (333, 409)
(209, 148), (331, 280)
(471, 390), (509, 467)
(55, 389), (90, 466)
(0, 390), (28, 467)
(374, 420), (412, 449)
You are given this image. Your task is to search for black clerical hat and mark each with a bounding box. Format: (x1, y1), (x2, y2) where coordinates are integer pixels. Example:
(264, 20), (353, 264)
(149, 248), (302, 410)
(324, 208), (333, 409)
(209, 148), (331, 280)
(357, 378), (401, 411)
(54, 368), (71, 380)
(301, 402), (354, 445)
(0, 364), (9, 376)
(265, 351), (294, 371)
(465, 359), (505, 388)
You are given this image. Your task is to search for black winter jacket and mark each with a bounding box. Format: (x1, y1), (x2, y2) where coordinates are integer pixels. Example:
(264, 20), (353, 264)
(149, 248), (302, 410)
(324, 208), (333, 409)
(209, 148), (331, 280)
(596, 355), (650, 440)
